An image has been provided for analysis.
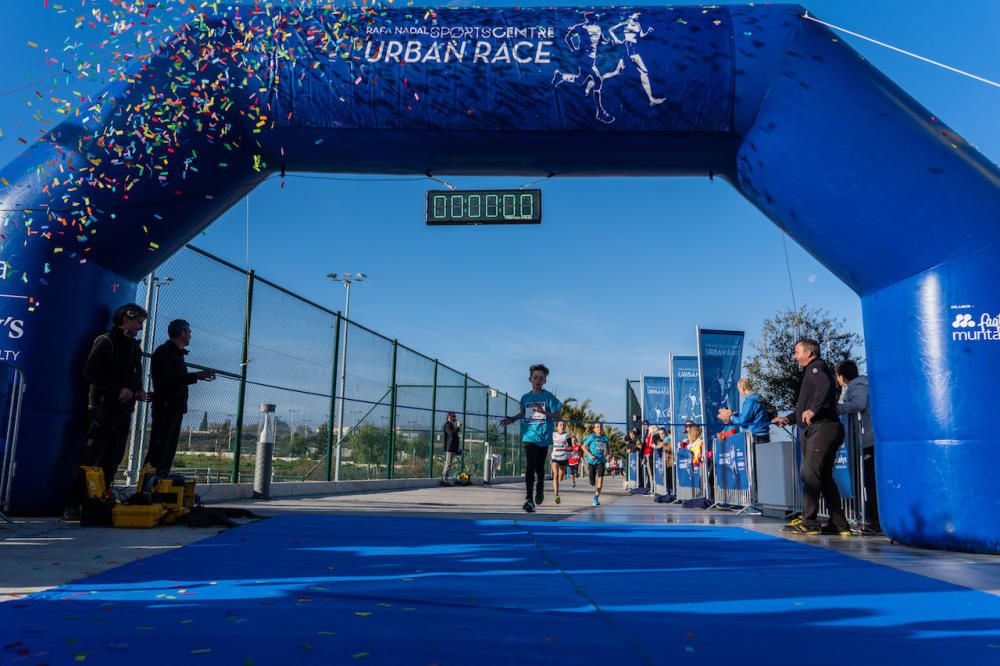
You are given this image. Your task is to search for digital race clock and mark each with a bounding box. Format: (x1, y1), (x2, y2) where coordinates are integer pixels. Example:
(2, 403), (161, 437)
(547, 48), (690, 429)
(425, 189), (542, 225)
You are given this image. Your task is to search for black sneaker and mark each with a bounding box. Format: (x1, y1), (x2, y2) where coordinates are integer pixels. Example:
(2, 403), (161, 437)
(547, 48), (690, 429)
(782, 521), (820, 535)
(62, 507), (81, 521)
(522, 500), (535, 513)
(821, 524), (853, 537)
(438, 480), (450, 487)
(534, 490), (544, 505)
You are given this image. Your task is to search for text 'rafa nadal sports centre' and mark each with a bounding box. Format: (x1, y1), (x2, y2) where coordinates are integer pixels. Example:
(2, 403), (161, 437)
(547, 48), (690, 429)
(1, 5), (999, 553)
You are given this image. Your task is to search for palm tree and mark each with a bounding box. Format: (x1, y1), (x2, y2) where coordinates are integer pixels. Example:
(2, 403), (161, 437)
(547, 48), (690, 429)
(561, 397), (604, 440)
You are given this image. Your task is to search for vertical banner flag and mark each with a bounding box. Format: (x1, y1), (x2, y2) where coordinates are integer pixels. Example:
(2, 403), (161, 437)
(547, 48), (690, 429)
(642, 376), (671, 427)
(671, 355), (701, 493)
(696, 329), (745, 438)
(670, 355), (702, 449)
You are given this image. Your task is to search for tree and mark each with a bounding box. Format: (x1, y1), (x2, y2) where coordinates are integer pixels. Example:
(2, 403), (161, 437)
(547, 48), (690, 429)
(198, 411), (209, 432)
(744, 305), (863, 411)
(348, 423), (389, 477)
(560, 397), (603, 441)
(605, 426), (626, 461)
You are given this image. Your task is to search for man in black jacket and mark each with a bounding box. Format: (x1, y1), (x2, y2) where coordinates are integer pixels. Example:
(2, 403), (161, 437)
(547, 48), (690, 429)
(144, 319), (215, 475)
(773, 338), (851, 536)
(440, 412), (461, 486)
(65, 304), (148, 519)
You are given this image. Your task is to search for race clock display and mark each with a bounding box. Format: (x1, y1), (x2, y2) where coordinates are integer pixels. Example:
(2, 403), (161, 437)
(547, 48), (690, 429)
(425, 189), (542, 225)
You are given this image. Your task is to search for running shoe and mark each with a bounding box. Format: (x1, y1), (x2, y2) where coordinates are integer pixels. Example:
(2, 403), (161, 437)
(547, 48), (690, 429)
(535, 490), (544, 505)
(592, 496), (600, 507)
(571, 480), (576, 488)
(522, 500), (535, 513)
(820, 524), (853, 537)
(782, 521), (820, 535)
(554, 495), (561, 504)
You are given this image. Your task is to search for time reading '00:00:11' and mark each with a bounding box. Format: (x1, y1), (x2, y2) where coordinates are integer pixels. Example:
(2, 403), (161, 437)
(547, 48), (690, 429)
(425, 189), (542, 225)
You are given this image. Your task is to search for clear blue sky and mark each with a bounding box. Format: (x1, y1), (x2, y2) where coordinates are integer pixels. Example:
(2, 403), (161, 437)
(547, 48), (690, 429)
(1, 1), (998, 424)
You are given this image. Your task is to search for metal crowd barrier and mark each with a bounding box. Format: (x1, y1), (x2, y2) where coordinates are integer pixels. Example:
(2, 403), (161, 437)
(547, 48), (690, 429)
(626, 450), (638, 491)
(675, 444), (704, 501)
(0, 363), (26, 519)
(709, 432), (755, 511)
(771, 415), (874, 531)
(814, 414), (874, 531)
(648, 416), (876, 532)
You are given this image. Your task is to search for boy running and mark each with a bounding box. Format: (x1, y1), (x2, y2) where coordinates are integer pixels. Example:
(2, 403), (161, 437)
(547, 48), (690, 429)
(500, 364), (563, 513)
(550, 421), (571, 504)
(583, 422), (609, 506)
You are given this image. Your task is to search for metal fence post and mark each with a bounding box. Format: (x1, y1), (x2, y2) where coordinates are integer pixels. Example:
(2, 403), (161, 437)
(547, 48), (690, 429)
(428, 360), (438, 478)
(461, 373), (469, 456)
(386, 339), (398, 479)
(125, 272), (156, 485)
(483, 386), (493, 479)
(232, 269), (255, 483)
(326, 312), (342, 481)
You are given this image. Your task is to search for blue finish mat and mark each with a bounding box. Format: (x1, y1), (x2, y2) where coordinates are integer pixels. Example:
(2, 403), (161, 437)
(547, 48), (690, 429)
(3, 515), (999, 664)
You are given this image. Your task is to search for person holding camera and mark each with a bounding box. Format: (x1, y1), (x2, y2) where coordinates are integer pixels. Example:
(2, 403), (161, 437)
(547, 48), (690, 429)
(440, 412), (461, 486)
(143, 319), (215, 475)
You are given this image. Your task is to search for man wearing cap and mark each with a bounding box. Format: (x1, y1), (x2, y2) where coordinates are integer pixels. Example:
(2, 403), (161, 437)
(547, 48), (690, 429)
(144, 319), (215, 475)
(64, 303), (149, 519)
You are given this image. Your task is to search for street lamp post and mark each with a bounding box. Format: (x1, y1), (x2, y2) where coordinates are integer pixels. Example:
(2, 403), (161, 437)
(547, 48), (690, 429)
(327, 272), (367, 481)
(288, 408), (301, 448)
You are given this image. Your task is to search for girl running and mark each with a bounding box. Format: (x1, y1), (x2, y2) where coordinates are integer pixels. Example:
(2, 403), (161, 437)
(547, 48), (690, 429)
(583, 422), (609, 506)
(550, 421), (571, 504)
(567, 436), (582, 488)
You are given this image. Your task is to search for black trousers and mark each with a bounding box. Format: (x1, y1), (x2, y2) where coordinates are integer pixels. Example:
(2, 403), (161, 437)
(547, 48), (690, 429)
(145, 407), (184, 475)
(800, 421), (848, 528)
(67, 406), (133, 507)
(524, 444), (547, 499)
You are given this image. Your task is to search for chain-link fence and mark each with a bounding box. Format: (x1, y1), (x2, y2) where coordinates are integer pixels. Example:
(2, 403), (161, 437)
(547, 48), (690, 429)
(122, 245), (523, 485)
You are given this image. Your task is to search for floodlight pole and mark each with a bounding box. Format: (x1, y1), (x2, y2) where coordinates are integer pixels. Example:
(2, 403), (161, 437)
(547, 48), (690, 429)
(328, 273), (366, 481)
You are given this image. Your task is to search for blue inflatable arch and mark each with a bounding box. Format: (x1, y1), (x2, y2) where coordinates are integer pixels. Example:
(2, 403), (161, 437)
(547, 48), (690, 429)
(1, 4), (999, 552)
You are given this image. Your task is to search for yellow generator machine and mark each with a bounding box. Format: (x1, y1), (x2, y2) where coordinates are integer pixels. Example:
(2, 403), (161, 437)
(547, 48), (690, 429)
(136, 466), (197, 523)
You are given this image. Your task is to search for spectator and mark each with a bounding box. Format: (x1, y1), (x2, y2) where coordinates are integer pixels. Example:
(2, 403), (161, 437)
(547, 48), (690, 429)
(656, 426), (674, 495)
(683, 421), (704, 466)
(64, 304), (148, 520)
(718, 377), (770, 444)
(642, 421), (655, 490)
(773, 339), (851, 537)
(836, 360), (878, 532)
(440, 412), (461, 486)
(718, 377), (770, 507)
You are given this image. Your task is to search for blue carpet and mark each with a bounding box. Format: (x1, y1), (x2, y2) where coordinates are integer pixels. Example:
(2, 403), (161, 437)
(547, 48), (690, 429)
(2, 515), (999, 665)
